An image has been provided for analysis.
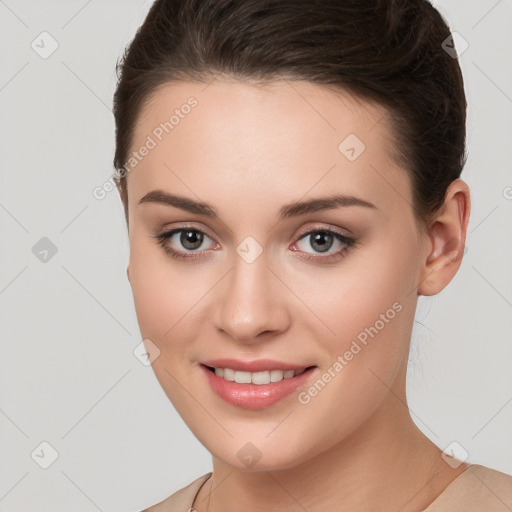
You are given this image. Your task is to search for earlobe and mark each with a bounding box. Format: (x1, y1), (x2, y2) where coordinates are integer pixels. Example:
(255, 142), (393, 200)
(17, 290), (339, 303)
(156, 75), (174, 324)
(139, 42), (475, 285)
(418, 179), (471, 296)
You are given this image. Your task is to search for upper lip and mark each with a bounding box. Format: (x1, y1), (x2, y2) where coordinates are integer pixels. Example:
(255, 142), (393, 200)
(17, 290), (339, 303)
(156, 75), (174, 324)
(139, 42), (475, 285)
(201, 358), (314, 372)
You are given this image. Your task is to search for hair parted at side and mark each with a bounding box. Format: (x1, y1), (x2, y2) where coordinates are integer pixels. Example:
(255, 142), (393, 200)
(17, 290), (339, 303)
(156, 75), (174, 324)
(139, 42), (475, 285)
(112, 0), (467, 230)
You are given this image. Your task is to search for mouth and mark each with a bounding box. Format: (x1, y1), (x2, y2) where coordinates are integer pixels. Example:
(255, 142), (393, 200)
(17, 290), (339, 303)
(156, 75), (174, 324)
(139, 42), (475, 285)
(202, 364), (316, 385)
(199, 363), (318, 409)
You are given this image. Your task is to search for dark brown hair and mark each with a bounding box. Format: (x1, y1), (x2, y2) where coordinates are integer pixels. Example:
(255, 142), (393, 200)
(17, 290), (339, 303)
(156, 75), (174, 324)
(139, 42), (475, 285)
(112, 0), (467, 231)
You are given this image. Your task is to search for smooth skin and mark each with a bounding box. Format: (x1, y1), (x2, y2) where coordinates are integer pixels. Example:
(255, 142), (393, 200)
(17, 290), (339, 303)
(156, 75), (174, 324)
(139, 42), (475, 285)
(121, 78), (471, 511)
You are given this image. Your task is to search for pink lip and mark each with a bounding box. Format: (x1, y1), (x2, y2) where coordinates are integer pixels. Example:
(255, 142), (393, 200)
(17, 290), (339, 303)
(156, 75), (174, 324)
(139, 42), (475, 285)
(200, 363), (317, 410)
(201, 358), (310, 372)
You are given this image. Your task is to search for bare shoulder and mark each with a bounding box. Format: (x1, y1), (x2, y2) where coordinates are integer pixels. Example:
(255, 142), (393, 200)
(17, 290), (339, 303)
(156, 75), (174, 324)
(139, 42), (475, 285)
(469, 464), (512, 498)
(425, 464), (512, 511)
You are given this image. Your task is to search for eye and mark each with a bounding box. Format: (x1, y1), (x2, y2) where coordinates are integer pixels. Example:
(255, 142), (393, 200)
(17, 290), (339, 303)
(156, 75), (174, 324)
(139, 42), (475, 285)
(291, 228), (356, 261)
(153, 225), (357, 263)
(152, 227), (218, 260)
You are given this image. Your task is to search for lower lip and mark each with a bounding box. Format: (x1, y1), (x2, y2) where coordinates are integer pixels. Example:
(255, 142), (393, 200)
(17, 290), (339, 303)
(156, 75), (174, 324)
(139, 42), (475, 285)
(200, 364), (317, 410)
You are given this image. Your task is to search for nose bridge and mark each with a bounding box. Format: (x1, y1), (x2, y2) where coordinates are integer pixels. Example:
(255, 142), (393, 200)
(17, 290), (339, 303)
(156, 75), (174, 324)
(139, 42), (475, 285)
(214, 247), (289, 342)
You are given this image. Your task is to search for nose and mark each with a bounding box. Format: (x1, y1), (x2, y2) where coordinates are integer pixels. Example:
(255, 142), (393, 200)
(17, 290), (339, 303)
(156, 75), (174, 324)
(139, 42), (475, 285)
(213, 252), (291, 345)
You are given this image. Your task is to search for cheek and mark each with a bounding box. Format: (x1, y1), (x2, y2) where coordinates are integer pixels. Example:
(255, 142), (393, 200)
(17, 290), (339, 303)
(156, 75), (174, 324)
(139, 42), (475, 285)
(294, 236), (415, 346)
(128, 237), (218, 349)
(128, 238), (183, 339)
(291, 237), (417, 406)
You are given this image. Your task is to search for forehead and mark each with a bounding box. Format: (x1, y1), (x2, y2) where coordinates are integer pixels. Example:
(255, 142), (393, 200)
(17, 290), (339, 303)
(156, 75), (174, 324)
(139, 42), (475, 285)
(133, 78), (391, 154)
(127, 79), (409, 218)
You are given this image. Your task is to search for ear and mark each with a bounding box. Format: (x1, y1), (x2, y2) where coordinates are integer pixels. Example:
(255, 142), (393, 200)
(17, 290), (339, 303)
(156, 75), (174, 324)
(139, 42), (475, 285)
(418, 179), (471, 296)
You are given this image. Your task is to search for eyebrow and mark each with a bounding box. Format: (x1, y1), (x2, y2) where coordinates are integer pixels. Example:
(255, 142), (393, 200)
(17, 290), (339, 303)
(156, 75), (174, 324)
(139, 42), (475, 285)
(138, 189), (377, 220)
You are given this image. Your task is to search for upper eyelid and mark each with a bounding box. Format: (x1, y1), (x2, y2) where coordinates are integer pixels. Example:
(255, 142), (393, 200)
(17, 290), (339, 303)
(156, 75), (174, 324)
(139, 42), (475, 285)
(295, 225), (351, 240)
(159, 224), (347, 236)
(159, 225), (353, 248)
(157, 224), (217, 241)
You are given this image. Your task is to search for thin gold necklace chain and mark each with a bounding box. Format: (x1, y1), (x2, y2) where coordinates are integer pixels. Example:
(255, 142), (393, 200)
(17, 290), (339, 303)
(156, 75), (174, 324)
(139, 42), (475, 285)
(206, 477), (212, 512)
(193, 475), (213, 512)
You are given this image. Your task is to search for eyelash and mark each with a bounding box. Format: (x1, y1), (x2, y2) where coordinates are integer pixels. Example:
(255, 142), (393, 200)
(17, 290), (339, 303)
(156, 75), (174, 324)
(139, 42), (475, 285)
(152, 226), (357, 262)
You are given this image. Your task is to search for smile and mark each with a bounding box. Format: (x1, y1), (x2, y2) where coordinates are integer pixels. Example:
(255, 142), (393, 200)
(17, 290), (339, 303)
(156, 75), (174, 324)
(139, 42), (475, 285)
(200, 362), (318, 409)
(205, 365), (309, 385)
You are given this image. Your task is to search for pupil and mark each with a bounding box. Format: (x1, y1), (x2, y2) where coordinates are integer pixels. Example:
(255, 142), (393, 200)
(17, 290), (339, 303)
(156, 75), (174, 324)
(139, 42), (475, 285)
(181, 230), (203, 250)
(311, 232), (333, 253)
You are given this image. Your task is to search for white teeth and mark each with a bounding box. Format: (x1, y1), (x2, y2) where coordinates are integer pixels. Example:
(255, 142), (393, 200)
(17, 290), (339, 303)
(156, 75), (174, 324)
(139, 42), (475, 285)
(270, 369), (284, 382)
(234, 371), (252, 384)
(211, 367), (308, 385)
(252, 371), (271, 385)
(223, 368), (235, 381)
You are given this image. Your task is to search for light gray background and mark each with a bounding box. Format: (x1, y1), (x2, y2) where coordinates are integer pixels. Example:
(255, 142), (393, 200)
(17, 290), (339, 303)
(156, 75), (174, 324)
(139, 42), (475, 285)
(0, 1), (511, 511)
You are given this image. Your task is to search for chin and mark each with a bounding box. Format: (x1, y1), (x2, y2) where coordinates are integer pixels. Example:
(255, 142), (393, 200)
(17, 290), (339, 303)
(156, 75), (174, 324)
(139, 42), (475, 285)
(206, 436), (316, 473)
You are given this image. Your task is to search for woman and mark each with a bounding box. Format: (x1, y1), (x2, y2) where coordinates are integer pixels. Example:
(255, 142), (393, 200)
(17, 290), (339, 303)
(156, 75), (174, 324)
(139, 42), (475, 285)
(112, 0), (512, 510)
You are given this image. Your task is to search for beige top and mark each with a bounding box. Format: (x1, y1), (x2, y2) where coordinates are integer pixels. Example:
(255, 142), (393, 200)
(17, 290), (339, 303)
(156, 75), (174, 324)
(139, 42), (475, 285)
(142, 464), (512, 511)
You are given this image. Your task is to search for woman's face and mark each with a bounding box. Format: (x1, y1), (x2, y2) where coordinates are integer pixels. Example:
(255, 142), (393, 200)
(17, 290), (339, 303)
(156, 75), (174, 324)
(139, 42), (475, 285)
(125, 79), (427, 470)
